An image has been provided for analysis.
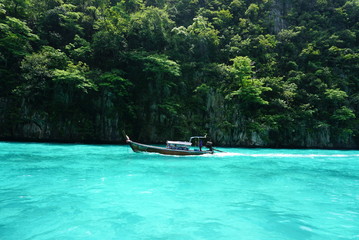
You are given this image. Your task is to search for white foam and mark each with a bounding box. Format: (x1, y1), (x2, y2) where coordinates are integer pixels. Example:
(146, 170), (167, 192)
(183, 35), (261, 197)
(212, 152), (359, 158)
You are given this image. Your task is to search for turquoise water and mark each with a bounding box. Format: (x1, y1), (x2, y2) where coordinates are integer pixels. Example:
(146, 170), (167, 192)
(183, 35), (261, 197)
(0, 142), (358, 240)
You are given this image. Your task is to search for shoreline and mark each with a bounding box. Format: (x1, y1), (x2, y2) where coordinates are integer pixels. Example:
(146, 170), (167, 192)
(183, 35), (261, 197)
(1, 138), (358, 151)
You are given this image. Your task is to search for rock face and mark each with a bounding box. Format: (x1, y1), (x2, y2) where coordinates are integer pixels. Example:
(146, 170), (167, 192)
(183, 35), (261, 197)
(0, 96), (123, 143)
(205, 90), (357, 149)
(270, 0), (291, 33)
(0, 89), (357, 148)
(0, 93), (358, 149)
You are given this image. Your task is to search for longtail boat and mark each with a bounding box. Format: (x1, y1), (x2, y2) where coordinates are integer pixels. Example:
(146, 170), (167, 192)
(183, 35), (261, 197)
(125, 135), (214, 156)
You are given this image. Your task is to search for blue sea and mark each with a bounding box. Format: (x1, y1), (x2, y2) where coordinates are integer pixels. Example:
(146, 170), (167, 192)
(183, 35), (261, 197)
(0, 142), (358, 240)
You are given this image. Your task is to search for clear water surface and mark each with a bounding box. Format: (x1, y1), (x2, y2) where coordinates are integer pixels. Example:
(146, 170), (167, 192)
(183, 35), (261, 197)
(0, 142), (358, 240)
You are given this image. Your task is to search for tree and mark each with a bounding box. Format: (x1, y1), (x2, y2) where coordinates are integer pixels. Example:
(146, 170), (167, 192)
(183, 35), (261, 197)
(39, 4), (85, 47)
(0, 14), (38, 63)
(0, 4), (38, 95)
(225, 56), (271, 111)
(17, 46), (68, 102)
(172, 15), (219, 62)
(127, 6), (174, 51)
(53, 61), (96, 94)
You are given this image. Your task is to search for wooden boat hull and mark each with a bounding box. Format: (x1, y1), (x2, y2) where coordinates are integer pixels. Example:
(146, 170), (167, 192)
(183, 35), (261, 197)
(127, 140), (213, 156)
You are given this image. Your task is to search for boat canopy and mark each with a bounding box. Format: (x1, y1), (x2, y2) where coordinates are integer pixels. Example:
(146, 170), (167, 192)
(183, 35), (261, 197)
(189, 136), (207, 142)
(166, 141), (192, 146)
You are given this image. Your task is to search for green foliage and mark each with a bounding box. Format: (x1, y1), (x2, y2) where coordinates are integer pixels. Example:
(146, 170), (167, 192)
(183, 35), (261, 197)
(96, 69), (132, 97)
(228, 56), (253, 85)
(187, 16), (219, 46)
(324, 88), (348, 102)
(53, 61), (96, 93)
(128, 6), (174, 51)
(143, 54), (181, 77)
(245, 3), (259, 19)
(65, 34), (92, 62)
(0, 16), (38, 58)
(21, 46), (68, 75)
(1, 0), (30, 18)
(225, 56), (271, 109)
(127, 51), (181, 79)
(1, 0), (358, 147)
(170, 15), (220, 61)
(95, 3), (129, 34)
(16, 46), (68, 97)
(332, 106), (356, 121)
(212, 9), (233, 28)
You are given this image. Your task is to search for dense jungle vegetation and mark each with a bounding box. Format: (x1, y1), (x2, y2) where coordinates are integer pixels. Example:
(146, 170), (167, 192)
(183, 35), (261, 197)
(0, 0), (358, 148)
